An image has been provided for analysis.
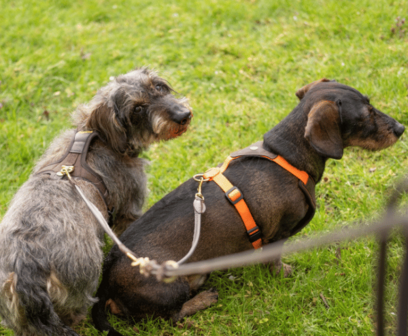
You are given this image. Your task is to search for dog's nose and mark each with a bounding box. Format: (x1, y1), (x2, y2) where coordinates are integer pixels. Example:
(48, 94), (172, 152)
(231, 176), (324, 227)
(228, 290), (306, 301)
(171, 107), (192, 125)
(394, 122), (405, 138)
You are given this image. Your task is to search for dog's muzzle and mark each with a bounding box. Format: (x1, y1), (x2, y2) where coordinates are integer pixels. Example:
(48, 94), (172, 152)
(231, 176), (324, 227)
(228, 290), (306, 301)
(166, 122), (191, 140)
(166, 107), (193, 139)
(394, 122), (405, 138)
(169, 104), (193, 125)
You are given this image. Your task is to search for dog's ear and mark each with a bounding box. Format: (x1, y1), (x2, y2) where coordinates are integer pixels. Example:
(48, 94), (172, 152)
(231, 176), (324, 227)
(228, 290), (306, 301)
(86, 103), (128, 154)
(304, 100), (343, 159)
(296, 78), (332, 100)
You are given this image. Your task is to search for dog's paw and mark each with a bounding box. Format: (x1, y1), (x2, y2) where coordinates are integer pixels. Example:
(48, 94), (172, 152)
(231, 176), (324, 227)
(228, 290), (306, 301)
(175, 288), (219, 320)
(270, 262), (293, 278)
(281, 263), (293, 277)
(196, 288), (219, 307)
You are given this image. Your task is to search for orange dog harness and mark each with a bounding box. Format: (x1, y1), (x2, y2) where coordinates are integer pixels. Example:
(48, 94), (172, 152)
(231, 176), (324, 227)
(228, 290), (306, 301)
(203, 141), (316, 249)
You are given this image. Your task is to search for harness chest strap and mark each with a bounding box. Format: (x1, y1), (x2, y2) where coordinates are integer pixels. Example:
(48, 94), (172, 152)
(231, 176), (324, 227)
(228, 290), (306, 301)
(203, 141), (316, 250)
(35, 131), (111, 214)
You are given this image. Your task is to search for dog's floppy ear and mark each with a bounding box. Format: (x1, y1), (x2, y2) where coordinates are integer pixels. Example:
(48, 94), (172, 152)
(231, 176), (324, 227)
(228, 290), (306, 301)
(86, 103), (128, 154)
(296, 78), (332, 100)
(304, 100), (343, 159)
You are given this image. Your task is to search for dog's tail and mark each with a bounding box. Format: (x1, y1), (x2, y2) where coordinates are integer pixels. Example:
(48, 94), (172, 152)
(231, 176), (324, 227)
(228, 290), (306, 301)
(5, 255), (78, 336)
(92, 272), (124, 336)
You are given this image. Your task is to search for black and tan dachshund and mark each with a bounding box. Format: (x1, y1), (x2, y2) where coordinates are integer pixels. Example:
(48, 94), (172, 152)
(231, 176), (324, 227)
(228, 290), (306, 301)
(92, 79), (405, 335)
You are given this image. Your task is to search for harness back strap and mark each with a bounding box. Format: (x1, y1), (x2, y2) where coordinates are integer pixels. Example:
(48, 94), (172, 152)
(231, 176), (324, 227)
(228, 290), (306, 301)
(203, 141), (316, 249)
(35, 131), (109, 208)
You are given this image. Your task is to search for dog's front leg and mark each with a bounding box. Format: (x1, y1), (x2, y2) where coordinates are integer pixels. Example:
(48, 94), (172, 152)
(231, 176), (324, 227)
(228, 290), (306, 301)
(171, 288), (218, 322)
(269, 257), (293, 277)
(266, 239), (293, 277)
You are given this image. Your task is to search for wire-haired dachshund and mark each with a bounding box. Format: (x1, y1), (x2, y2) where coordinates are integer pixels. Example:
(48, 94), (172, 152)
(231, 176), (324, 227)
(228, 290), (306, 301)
(0, 68), (192, 336)
(92, 79), (404, 336)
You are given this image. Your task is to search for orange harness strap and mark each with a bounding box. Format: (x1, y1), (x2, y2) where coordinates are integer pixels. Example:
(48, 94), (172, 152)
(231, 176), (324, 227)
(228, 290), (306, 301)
(206, 168), (263, 249)
(203, 146), (310, 250)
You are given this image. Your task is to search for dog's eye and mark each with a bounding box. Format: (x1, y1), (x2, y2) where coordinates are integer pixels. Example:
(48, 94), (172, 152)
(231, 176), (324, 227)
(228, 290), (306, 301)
(155, 85), (163, 92)
(134, 105), (144, 113)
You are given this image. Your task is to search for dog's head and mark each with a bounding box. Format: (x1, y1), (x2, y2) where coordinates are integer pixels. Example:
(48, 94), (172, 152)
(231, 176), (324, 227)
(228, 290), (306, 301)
(75, 68), (192, 156)
(296, 79), (405, 159)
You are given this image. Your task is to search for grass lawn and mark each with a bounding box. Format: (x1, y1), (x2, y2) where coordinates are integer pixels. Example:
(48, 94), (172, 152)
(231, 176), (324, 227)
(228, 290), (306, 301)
(1, 0), (408, 334)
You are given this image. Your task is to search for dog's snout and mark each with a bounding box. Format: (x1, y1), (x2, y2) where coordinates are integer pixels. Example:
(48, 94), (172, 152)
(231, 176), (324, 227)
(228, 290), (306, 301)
(170, 106), (192, 125)
(394, 122), (405, 138)
(180, 114), (191, 125)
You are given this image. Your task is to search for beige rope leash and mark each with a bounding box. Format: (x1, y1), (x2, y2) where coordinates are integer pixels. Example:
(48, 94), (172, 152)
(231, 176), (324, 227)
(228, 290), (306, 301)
(176, 175), (207, 265)
(59, 166), (207, 281)
(59, 166), (166, 276)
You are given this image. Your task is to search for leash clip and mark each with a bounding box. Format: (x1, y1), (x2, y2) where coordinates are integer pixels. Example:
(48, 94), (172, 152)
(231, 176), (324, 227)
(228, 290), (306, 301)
(193, 174), (209, 200)
(57, 165), (74, 179)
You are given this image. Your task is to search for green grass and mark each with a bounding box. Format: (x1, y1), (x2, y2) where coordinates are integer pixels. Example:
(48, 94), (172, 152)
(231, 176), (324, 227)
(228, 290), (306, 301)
(1, 0), (408, 334)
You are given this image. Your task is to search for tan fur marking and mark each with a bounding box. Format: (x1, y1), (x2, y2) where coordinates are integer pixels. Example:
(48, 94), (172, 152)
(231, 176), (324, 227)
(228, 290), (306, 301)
(105, 299), (123, 315)
(3, 273), (18, 310)
(1, 273), (26, 331)
(296, 78), (331, 100)
(348, 134), (398, 150)
(47, 272), (68, 305)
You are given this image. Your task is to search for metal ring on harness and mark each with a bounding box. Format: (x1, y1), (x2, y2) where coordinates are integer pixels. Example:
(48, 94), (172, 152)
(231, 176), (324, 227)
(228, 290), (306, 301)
(193, 174), (209, 182)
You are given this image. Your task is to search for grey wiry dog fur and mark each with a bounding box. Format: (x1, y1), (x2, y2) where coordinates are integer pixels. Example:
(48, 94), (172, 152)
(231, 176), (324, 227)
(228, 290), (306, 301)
(0, 68), (192, 336)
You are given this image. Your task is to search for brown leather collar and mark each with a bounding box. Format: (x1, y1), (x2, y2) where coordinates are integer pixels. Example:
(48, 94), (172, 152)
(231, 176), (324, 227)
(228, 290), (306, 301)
(35, 131), (109, 210)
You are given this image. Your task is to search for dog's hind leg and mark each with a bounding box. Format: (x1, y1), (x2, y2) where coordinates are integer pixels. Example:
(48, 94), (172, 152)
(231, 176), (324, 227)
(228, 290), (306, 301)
(2, 257), (80, 336)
